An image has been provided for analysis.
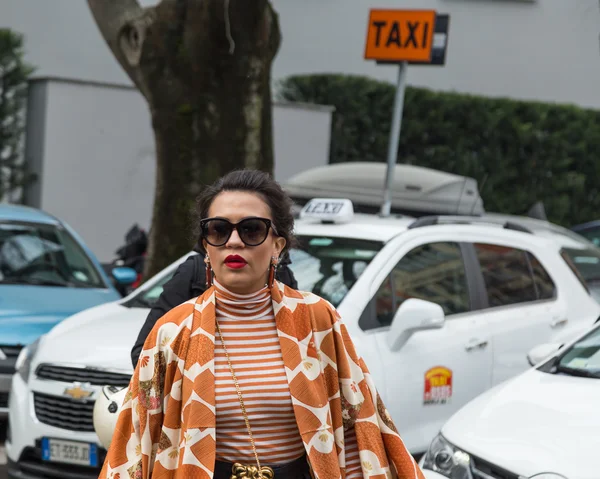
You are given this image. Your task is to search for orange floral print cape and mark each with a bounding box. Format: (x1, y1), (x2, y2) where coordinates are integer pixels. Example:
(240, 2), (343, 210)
(99, 282), (425, 479)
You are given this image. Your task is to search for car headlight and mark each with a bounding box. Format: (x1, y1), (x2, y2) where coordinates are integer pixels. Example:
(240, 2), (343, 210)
(15, 336), (43, 383)
(422, 435), (569, 479)
(421, 434), (473, 479)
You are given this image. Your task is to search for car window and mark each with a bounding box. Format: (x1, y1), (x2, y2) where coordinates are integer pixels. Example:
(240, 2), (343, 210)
(528, 253), (557, 300)
(561, 247), (600, 303)
(288, 236), (383, 307)
(558, 325), (600, 377)
(0, 221), (104, 288)
(125, 268), (179, 308)
(474, 243), (555, 308)
(371, 242), (470, 327)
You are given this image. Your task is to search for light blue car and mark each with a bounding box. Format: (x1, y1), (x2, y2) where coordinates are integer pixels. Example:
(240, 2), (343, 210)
(0, 204), (137, 417)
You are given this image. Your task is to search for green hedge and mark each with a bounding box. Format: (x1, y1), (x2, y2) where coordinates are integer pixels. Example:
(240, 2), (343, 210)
(0, 29), (35, 202)
(277, 74), (600, 227)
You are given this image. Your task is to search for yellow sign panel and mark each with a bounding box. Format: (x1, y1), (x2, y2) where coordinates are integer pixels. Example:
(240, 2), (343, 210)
(364, 9), (436, 63)
(423, 366), (453, 405)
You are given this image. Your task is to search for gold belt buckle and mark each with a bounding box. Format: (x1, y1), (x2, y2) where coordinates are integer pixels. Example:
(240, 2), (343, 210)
(231, 463), (275, 479)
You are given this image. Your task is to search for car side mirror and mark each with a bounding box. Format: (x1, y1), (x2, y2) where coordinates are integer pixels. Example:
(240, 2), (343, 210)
(111, 266), (137, 286)
(527, 343), (562, 366)
(387, 298), (445, 352)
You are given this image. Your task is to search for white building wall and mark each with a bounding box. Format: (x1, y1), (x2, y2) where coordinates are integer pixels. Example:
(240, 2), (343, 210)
(273, 102), (333, 182)
(2, 0), (600, 107)
(39, 80), (155, 262)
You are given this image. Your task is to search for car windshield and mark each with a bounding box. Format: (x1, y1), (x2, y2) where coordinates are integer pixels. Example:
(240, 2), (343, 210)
(545, 228), (597, 248)
(573, 224), (600, 246)
(0, 221), (104, 288)
(288, 235), (384, 307)
(561, 247), (600, 303)
(125, 268), (179, 309)
(557, 325), (600, 378)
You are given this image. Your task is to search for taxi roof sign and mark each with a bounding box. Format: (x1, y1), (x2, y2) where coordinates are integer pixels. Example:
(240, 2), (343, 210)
(300, 199), (354, 224)
(364, 9), (436, 63)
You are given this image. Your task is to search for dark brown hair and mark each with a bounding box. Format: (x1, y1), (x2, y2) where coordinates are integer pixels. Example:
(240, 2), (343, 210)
(194, 169), (295, 254)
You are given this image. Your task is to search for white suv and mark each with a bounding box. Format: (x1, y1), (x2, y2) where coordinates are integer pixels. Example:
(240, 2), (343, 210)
(6, 199), (600, 478)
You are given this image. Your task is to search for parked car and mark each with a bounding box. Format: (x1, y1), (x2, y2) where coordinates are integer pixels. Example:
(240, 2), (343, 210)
(6, 198), (600, 478)
(6, 250), (189, 477)
(0, 204), (137, 418)
(483, 212), (598, 249)
(571, 219), (600, 246)
(420, 321), (600, 479)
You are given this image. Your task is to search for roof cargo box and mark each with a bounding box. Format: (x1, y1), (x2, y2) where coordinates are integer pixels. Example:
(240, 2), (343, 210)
(283, 162), (484, 217)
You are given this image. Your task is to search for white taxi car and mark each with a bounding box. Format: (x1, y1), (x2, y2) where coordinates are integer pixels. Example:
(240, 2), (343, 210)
(6, 199), (600, 478)
(420, 321), (600, 479)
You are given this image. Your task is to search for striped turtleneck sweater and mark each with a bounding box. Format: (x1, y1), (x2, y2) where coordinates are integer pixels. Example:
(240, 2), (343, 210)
(213, 281), (361, 476)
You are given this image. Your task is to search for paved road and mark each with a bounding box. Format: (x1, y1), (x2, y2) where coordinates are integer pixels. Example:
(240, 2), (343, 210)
(0, 445), (6, 479)
(1, 421), (8, 478)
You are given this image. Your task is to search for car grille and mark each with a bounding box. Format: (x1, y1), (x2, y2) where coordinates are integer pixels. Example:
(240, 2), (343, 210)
(0, 344), (23, 376)
(33, 365), (131, 432)
(0, 345), (24, 358)
(471, 454), (520, 479)
(34, 392), (96, 432)
(36, 364), (131, 387)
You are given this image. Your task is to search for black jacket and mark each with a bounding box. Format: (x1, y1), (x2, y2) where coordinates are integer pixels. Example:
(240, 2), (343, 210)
(130, 253), (298, 367)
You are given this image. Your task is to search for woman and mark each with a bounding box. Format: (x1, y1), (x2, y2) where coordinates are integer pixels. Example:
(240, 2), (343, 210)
(129, 242), (298, 368)
(99, 169), (424, 479)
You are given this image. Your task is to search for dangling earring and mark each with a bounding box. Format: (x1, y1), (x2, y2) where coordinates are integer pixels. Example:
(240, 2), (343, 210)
(268, 256), (279, 288)
(204, 254), (213, 288)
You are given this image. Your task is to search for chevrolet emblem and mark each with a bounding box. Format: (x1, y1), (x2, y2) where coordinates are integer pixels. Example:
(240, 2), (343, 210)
(64, 383), (94, 401)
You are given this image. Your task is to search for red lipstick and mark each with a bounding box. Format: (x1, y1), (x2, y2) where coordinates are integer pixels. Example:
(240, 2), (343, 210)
(224, 255), (248, 269)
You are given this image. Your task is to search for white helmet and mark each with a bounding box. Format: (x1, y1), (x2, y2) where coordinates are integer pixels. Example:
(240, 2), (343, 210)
(93, 385), (128, 449)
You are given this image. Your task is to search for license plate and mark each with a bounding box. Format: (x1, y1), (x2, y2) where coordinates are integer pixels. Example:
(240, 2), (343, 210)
(41, 438), (98, 467)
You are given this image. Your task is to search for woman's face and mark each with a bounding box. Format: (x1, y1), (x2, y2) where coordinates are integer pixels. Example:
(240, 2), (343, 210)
(204, 191), (286, 294)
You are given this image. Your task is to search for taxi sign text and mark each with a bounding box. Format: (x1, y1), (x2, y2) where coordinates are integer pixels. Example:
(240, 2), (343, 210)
(364, 10), (436, 63)
(304, 201), (344, 215)
(300, 198), (354, 224)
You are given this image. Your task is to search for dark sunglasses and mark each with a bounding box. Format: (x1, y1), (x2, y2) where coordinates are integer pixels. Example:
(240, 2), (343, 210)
(200, 217), (278, 247)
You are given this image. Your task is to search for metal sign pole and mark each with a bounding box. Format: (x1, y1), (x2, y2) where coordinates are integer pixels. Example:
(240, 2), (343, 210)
(380, 60), (407, 217)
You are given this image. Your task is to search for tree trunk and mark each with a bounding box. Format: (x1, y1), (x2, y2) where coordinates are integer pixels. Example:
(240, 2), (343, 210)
(88, 0), (281, 279)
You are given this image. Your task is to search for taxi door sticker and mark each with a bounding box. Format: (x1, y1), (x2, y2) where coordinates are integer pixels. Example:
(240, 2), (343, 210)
(423, 366), (452, 405)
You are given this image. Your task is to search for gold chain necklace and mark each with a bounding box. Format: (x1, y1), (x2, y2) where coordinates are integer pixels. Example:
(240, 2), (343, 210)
(215, 318), (275, 479)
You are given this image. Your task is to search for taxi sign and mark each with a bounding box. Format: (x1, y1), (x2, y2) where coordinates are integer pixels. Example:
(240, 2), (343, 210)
(300, 198), (354, 224)
(364, 9), (436, 63)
